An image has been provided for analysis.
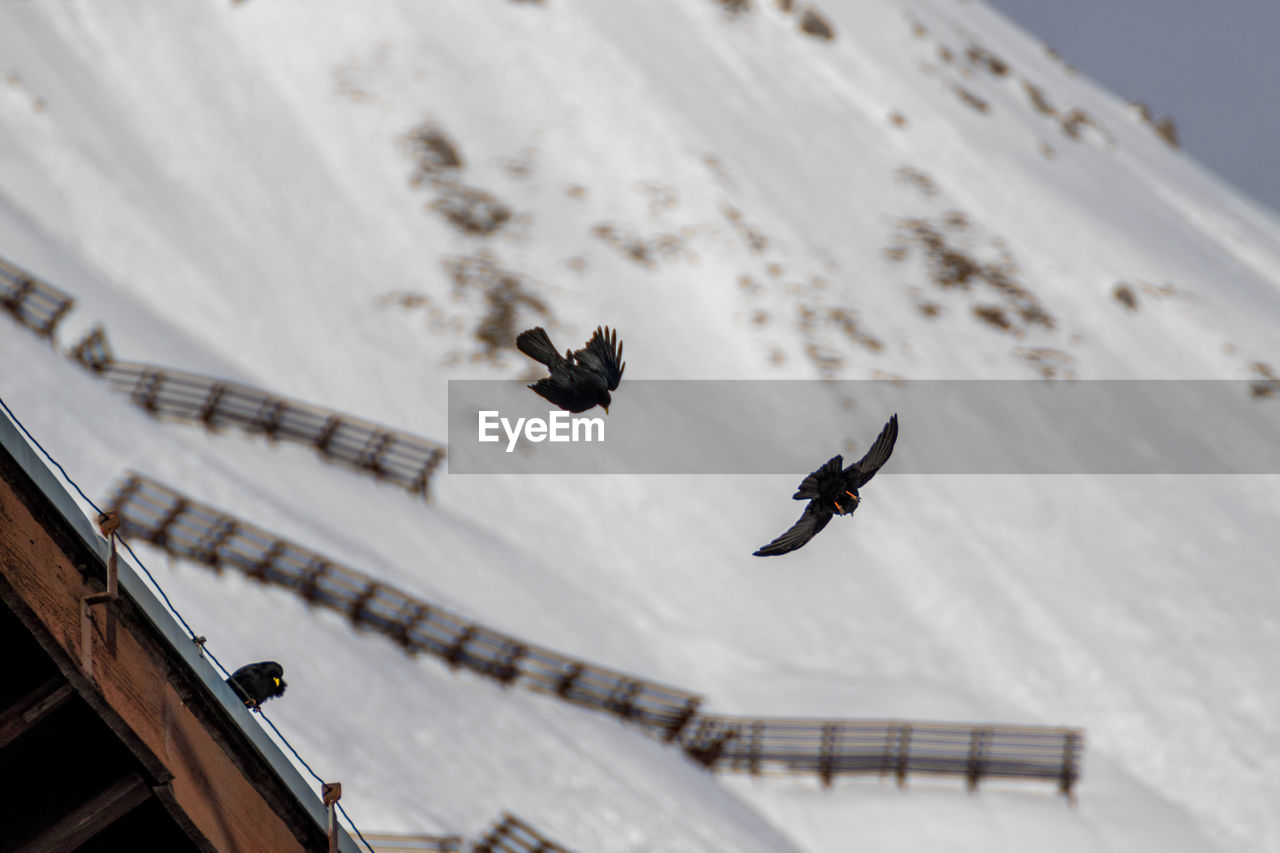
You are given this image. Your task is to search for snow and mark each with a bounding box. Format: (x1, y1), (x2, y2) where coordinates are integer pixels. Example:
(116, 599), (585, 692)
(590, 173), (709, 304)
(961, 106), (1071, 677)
(2, 0), (1278, 850)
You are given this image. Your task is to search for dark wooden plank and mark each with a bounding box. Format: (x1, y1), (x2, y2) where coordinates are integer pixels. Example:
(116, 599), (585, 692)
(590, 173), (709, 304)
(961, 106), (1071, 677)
(14, 773), (151, 853)
(0, 678), (74, 750)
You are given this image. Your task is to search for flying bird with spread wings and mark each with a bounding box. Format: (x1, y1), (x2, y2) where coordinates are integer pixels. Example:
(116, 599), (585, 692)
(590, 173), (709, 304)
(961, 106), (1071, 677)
(753, 414), (899, 557)
(516, 325), (625, 414)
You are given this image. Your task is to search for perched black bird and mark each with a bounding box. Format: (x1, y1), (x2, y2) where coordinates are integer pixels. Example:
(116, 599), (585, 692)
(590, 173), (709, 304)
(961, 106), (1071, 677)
(516, 325), (625, 414)
(753, 414), (899, 557)
(226, 661), (287, 708)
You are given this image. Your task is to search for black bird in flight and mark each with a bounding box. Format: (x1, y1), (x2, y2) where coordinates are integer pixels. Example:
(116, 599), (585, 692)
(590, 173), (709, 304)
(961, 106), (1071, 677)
(226, 661), (287, 708)
(516, 325), (625, 414)
(753, 414), (899, 557)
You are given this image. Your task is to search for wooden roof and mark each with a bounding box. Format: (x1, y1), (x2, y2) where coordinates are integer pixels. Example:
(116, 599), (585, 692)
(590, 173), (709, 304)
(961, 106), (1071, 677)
(0, 409), (358, 852)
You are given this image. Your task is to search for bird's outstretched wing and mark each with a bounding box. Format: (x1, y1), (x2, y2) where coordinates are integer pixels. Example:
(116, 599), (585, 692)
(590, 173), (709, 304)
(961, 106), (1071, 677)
(753, 501), (834, 557)
(792, 454), (844, 500)
(576, 325), (626, 390)
(845, 414), (898, 488)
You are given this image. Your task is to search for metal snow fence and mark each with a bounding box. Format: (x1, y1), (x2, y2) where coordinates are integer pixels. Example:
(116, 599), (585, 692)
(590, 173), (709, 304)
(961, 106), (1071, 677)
(677, 715), (1082, 799)
(107, 474), (1084, 801)
(472, 813), (573, 853)
(108, 474), (702, 743)
(70, 333), (445, 498)
(0, 257), (75, 339)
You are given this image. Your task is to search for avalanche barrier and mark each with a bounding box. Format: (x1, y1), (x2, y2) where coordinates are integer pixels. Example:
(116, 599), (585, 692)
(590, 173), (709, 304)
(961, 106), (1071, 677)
(0, 256), (75, 340)
(108, 474), (1084, 800)
(108, 474), (703, 744)
(0, 258), (447, 500)
(677, 714), (1081, 799)
(69, 325), (447, 499)
(364, 812), (570, 852)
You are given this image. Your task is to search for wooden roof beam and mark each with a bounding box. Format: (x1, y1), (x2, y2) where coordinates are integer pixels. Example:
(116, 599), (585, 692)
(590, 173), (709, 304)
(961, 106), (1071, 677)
(0, 676), (73, 751)
(14, 773), (151, 853)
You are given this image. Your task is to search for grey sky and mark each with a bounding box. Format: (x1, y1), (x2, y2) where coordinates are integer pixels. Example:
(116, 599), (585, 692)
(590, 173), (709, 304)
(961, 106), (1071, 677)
(984, 0), (1280, 218)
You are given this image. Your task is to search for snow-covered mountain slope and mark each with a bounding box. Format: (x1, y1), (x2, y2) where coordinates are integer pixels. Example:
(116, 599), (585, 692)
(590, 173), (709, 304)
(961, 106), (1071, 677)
(2, 1), (1278, 850)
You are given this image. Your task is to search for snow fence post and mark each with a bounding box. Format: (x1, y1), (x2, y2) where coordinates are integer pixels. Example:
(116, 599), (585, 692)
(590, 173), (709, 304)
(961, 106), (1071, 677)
(1060, 730), (1082, 805)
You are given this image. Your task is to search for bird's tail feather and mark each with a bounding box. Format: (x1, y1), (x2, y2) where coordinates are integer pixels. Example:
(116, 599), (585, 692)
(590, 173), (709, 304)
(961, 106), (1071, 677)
(516, 327), (563, 367)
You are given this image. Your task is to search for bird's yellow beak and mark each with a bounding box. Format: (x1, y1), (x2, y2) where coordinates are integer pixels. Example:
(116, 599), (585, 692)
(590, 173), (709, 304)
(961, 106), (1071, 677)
(602, 404), (610, 415)
(273, 677), (281, 687)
